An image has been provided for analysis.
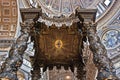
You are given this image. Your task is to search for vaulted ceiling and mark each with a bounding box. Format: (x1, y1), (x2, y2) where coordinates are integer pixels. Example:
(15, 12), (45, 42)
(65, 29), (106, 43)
(28, 0), (113, 19)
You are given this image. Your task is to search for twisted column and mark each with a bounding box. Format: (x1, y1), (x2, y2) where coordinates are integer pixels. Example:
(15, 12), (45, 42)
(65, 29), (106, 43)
(86, 23), (118, 80)
(0, 20), (34, 80)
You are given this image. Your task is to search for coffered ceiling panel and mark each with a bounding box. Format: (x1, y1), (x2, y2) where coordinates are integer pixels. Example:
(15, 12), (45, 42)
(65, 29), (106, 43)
(0, 0), (18, 39)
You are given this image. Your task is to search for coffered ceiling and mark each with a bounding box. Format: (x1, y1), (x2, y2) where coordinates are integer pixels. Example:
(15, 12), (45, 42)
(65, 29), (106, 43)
(0, 0), (18, 50)
(0, 0), (18, 39)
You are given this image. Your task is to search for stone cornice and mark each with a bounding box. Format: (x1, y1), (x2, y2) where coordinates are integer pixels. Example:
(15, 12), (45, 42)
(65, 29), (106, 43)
(20, 8), (42, 22)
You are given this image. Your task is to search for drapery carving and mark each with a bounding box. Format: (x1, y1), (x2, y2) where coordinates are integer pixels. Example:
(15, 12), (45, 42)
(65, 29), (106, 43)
(86, 23), (118, 80)
(0, 20), (34, 80)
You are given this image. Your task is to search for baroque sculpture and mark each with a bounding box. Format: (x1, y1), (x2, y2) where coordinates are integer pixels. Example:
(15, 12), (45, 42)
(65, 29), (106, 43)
(85, 23), (118, 80)
(0, 20), (34, 80)
(0, 7), (119, 80)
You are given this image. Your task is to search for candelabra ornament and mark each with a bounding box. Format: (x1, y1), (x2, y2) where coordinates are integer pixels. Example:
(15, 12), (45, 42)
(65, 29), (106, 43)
(86, 23), (118, 80)
(0, 19), (34, 80)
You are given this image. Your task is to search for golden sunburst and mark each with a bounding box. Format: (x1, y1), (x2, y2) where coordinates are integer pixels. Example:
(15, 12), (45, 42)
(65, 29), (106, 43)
(55, 40), (63, 49)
